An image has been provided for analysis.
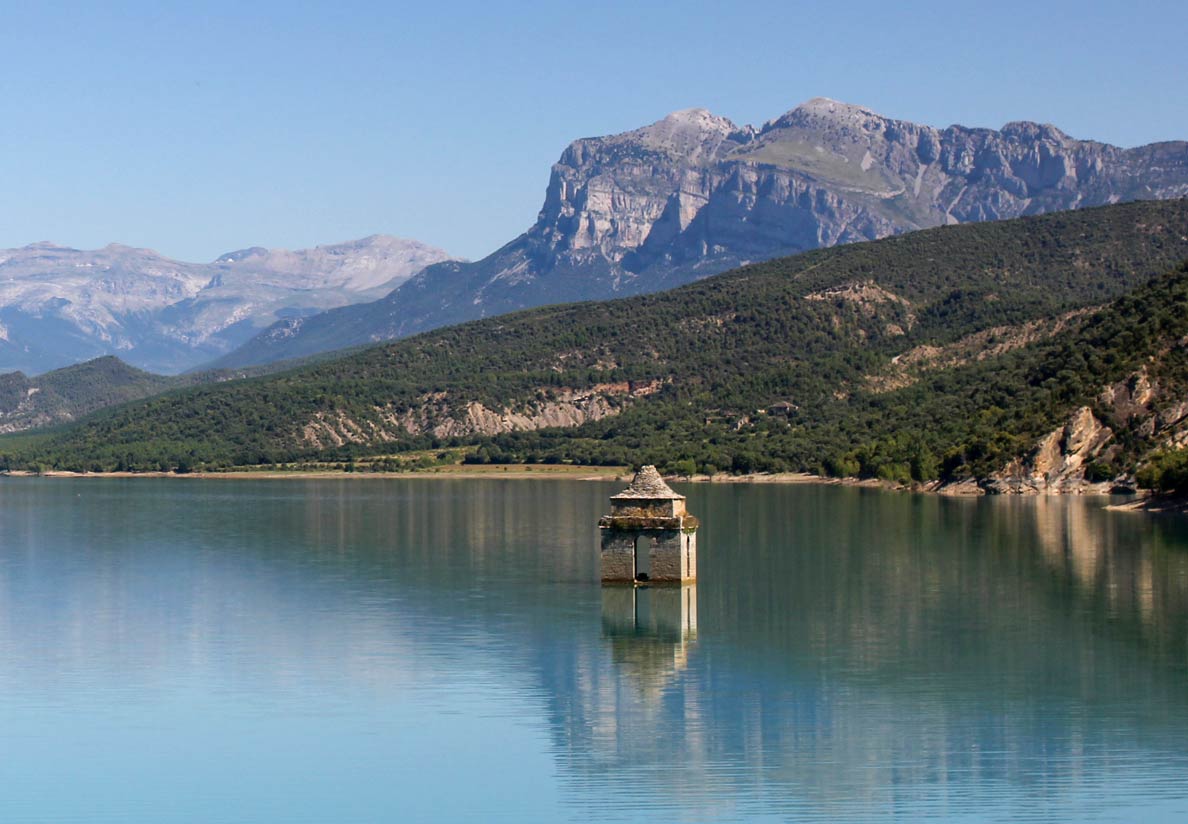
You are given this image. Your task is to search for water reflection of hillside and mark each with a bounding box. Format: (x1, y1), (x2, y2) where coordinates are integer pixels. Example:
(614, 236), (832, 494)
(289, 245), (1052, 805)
(2, 479), (1187, 820)
(549, 487), (1188, 817)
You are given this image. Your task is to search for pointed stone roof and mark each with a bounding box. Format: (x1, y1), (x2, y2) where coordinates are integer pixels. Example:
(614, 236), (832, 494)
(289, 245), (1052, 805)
(610, 465), (685, 500)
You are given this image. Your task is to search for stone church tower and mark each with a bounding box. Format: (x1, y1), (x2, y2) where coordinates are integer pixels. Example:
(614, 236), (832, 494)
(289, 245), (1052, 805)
(598, 466), (699, 583)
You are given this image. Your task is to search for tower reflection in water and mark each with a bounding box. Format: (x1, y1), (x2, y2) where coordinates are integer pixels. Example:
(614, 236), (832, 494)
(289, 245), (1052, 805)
(601, 585), (697, 695)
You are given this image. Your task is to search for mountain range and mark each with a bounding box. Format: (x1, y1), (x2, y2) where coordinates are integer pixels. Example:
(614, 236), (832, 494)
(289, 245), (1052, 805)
(0, 236), (455, 374)
(7, 199), (1187, 493)
(213, 98), (1188, 368)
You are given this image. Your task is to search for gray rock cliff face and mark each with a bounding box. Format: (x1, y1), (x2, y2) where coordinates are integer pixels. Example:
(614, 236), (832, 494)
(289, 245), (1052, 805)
(534, 99), (1188, 277)
(0, 236), (455, 374)
(215, 98), (1188, 368)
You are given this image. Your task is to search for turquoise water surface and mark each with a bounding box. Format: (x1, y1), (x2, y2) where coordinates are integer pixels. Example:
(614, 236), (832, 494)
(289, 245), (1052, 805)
(0, 477), (1186, 822)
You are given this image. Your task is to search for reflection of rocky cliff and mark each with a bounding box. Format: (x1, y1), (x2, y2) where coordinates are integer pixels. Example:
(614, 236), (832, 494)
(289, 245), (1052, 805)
(1027, 495), (1188, 657)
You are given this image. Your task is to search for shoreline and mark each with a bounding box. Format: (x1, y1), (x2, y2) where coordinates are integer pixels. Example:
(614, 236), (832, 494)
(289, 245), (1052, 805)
(0, 465), (1156, 500)
(5, 466), (1180, 514)
(0, 465), (631, 482)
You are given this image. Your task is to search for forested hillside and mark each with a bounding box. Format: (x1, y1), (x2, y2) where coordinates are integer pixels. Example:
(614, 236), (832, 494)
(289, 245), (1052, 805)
(4, 200), (1188, 489)
(0, 350), (354, 435)
(0, 357), (175, 434)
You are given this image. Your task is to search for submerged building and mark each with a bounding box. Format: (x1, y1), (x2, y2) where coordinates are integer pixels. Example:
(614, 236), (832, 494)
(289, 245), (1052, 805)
(598, 465), (699, 583)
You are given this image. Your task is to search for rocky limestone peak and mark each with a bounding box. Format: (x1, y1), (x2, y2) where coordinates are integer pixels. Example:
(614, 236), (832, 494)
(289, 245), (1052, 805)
(215, 236), (454, 268)
(213, 104), (1188, 370)
(999, 120), (1072, 143)
(563, 107), (742, 167)
(321, 234), (454, 258)
(0, 232), (457, 374)
(313, 235), (384, 253)
(645, 107), (737, 139)
(766, 97), (891, 131)
(201, 236), (459, 301)
(611, 465), (685, 500)
(101, 243), (145, 254)
(748, 97), (939, 175)
(796, 96), (883, 119)
(626, 107), (739, 164)
(345, 234), (391, 247)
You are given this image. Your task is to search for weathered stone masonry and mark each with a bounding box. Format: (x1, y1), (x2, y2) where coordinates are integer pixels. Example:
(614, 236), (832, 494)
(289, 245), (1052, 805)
(599, 465), (698, 583)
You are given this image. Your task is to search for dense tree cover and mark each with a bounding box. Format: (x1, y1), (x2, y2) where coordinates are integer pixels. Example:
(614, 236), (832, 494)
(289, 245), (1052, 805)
(0, 357), (175, 427)
(1137, 450), (1188, 495)
(3, 200), (1188, 484)
(0, 348), (353, 438)
(486, 262), (1188, 485)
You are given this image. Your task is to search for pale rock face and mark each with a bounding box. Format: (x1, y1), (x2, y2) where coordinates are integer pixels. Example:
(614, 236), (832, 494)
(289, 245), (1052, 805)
(297, 384), (633, 449)
(213, 236), (451, 293)
(531, 96), (1188, 278)
(985, 406), (1116, 494)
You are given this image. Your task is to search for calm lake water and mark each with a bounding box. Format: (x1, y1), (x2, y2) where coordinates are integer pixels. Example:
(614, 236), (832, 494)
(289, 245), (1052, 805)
(0, 477), (1186, 822)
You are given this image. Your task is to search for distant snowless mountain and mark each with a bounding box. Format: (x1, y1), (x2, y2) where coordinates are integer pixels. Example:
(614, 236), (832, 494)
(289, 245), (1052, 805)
(213, 97), (1188, 369)
(0, 236), (456, 374)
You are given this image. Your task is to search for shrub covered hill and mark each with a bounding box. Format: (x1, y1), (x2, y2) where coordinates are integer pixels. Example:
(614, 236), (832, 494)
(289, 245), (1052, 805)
(0, 357), (174, 434)
(0, 351), (350, 435)
(4, 199), (1188, 491)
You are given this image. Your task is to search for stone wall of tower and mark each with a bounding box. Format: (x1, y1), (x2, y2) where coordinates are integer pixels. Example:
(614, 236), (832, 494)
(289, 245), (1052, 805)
(600, 526), (697, 583)
(648, 530), (686, 582)
(600, 531), (637, 583)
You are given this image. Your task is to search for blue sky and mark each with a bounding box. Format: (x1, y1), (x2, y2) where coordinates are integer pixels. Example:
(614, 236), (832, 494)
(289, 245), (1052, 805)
(1, 0), (1185, 262)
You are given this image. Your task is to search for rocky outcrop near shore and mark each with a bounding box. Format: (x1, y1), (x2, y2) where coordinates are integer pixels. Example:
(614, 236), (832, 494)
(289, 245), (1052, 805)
(955, 364), (1188, 495)
(297, 380), (667, 450)
(983, 406), (1118, 494)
